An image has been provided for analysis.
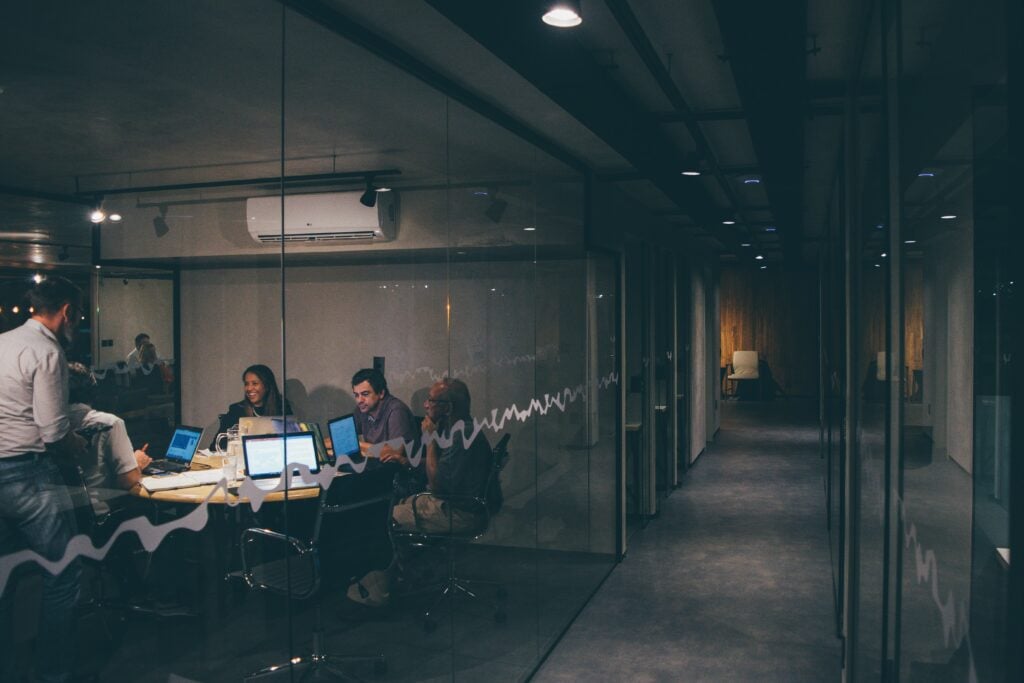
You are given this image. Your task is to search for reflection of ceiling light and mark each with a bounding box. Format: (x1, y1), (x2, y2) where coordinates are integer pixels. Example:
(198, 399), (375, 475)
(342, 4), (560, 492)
(681, 170), (701, 177)
(89, 208), (106, 223)
(523, 226), (536, 231)
(95, 265), (101, 269)
(904, 239), (917, 244)
(722, 220), (736, 225)
(743, 177), (761, 185)
(941, 214), (957, 220)
(542, 1), (582, 27)
(760, 265), (767, 270)
(740, 242), (751, 247)
(875, 223), (884, 229)
(755, 254), (764, 260)
(764, 226), (777, 232)
(917, 171), (935, 177)
(108, 213), (123, 222)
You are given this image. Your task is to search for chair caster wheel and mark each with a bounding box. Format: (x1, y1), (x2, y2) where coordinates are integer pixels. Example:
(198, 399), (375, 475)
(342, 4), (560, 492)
(496, 587), (508, 600)
(423, 618), (437, 633)
(374, 658), (387, 676)
(495, 610), (507, 624)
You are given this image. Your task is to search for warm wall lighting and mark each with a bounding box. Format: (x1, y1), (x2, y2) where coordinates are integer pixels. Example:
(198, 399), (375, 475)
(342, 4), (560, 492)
(542, 1), (582, 27)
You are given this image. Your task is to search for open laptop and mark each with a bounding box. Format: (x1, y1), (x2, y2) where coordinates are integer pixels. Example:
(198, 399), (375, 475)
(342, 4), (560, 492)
(144, 425), (203, 474)
(326, 414), (360, 465)
(242, 432), (321, 491)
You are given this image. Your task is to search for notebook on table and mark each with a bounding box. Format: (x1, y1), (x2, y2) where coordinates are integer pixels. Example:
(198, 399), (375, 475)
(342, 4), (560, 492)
(242, 432), (321, 491)
(143, 425), (204, 474)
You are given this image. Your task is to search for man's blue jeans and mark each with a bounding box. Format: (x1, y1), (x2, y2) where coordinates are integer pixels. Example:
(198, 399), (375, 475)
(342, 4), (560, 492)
(0, 454), (81, 683)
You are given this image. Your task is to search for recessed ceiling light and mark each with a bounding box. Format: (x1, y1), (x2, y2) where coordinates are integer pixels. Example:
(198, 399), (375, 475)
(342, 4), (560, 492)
(755, 254), (764, 260)
(760, 265), (767, 270)
(764, 226), (777, 232)
(523, 226), (536, 231)
(743, 177), (761, 185)
(681, 170), (701, 177)
(875, 223), (884, 230)
(904, 239), (917, 244)
(722, 220), (736, 225)
(375, 186), (392, 193)
(89, 208), (106, 223)
(542, 1), (582, 27)
(881, 252), (887, 258)
(108, 213), (122, 222)
(941, 214), (957, 220)
(95, 265), (102, 269)
(917, 171), (936, 177)
(874, 264), (881, 268)
(740, 242), (751, 247)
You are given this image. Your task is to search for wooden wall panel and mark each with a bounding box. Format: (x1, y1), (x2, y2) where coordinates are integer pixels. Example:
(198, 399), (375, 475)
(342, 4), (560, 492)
(720, 266), (820, 397)
(904, 262), (924, 370)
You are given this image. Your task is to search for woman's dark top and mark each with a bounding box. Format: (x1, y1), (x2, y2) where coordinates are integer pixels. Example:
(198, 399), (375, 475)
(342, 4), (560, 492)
(133, 364), (165, 396)
(208, 398), (293, 449)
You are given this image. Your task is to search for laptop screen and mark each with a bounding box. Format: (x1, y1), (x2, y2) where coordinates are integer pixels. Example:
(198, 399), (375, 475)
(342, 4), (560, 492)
(243, 432), (320, 479)
(165, 426), (203, 463)
(327, 414), (360, 458)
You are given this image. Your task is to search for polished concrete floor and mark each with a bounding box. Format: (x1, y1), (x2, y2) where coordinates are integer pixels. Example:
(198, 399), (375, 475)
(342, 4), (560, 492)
(533, 400), (842, 682)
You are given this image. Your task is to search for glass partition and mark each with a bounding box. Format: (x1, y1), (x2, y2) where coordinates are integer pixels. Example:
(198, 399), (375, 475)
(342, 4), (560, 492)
(0, 1), (619, 681)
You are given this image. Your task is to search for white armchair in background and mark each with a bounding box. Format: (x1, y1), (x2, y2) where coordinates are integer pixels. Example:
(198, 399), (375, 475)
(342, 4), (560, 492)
(727, 350), (761, 399)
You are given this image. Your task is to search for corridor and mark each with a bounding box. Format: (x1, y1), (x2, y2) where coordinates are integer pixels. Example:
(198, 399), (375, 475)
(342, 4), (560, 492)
(534, 400), (841, 682)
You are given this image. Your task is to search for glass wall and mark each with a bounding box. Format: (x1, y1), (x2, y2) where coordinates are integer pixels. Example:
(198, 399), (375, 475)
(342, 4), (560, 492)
(827, 0), (1021, 680)
(0, 1), (620, 681)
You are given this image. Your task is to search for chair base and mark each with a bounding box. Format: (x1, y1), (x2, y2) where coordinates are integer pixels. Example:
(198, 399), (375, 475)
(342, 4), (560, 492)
(244, 632), (385, 683)
(421, 575), (507, 632)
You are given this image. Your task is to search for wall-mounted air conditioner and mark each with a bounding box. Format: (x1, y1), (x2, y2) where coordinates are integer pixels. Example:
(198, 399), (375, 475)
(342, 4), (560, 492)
(246, 191), (398, 243)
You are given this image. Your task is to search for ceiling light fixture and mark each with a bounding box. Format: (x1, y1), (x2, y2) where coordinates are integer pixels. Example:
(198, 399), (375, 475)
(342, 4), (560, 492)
(940, 214), (957, 220)
(764, 226), (777, 232)
(904, 239), (917, 244)
(359, 177), (378, 208)
(755, 254), (764, 260)
(740, 242), (751, 247)
(542, 0), (582, 27)
(918, 171), (935, 177)
(32, 273), (43, 284)
(89, 207), (106, 223)
(681, 170), (701, 177)
(523, 226), (536, 232)
(108, 212), (122, 222)
(760, 265), (768, 270)
(743, 177), (761, 185)
(722, 220), (736, 225)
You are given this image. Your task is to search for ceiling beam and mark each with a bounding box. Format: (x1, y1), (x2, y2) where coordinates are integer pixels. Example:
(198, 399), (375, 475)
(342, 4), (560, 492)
(424, 0), (739, 251)
(712, 0), (807, 264)
(603, 0), (748, 249)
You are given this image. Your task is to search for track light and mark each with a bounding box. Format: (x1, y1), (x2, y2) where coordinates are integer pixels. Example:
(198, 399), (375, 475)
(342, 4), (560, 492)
(360, 178), (378, 208)
(542, 0), (582, 27)
(484, 188), (508, 223)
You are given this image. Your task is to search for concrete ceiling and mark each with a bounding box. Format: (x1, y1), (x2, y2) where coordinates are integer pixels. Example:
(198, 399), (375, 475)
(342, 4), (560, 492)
(1, 0), (940, 271)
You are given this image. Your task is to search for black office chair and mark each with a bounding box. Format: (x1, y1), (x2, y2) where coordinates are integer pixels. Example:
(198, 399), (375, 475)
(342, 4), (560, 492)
(389, 433), (511, 632)
(238, 480), (388, 682)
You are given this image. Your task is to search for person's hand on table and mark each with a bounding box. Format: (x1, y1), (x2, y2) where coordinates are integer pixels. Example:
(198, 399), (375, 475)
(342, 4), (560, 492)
(134, 443), (152, 470)
(378, 443), (408, 466)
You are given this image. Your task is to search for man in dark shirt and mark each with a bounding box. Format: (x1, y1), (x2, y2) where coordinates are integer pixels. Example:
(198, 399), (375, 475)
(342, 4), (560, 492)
(346, 378), (492, 608)
(350, 368), (417, 465)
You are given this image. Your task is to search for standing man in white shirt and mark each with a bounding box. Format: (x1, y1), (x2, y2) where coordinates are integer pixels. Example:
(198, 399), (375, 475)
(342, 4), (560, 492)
(0, 276), (87, 683)
(125, 331), (150, 370)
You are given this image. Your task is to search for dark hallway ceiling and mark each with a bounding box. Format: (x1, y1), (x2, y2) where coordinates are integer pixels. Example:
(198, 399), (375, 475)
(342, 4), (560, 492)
(1, 0), (861, 268)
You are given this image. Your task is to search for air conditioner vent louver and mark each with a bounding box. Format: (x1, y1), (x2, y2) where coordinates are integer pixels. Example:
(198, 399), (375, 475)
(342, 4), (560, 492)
(246, 191), (398, 244)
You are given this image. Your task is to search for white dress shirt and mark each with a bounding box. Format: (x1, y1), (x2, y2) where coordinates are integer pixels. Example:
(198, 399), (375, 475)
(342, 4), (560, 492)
(0, 319), (71, 457)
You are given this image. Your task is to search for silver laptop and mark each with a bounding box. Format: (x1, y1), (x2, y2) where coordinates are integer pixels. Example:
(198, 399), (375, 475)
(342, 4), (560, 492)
(242, 432), (321, 491)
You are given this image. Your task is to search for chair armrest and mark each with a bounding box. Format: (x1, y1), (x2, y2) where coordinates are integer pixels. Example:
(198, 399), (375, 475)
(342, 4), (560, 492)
(240, 527), (314, 593)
